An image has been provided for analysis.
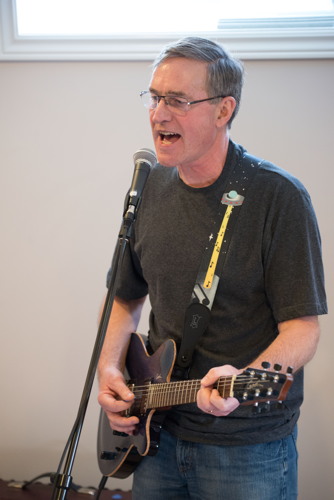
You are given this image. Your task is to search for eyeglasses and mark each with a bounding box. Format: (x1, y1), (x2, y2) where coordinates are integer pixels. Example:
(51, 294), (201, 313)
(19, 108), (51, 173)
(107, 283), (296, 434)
(140, 91), (226, 116)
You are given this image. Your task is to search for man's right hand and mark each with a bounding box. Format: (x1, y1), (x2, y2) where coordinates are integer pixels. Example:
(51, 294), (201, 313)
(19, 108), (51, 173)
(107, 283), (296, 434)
(98, 366), (139, 435)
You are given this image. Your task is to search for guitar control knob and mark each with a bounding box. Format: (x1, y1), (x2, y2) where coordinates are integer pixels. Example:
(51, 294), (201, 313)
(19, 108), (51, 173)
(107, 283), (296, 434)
(274, 363), (282, 371)
(287, 366), (294, 374)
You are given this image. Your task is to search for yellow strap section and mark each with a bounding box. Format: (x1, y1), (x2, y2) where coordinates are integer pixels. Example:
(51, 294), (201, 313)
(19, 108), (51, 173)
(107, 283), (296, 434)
(203, 205), (234, 289)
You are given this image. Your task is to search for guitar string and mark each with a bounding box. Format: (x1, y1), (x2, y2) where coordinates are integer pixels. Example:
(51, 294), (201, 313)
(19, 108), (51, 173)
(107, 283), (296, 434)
(128, 385), (280, 395)
(126, 376), (282, 405)
(122, 377), (285, 410)
(126, 376), (279, 392)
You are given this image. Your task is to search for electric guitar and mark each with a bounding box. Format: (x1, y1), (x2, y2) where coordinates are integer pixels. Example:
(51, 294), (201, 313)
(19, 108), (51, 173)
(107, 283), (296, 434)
(97, 332), (293, 479)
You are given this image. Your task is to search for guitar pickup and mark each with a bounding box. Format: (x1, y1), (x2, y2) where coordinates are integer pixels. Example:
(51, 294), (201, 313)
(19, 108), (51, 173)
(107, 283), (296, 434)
(112, 430), (129, 437)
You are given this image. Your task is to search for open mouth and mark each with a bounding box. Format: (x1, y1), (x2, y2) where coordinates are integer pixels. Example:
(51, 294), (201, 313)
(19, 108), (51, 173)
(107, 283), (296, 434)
(159, 131), (181, 145)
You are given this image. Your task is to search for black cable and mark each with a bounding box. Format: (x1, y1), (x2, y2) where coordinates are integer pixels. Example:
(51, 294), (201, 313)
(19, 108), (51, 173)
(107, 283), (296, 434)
(95, 476), (108, 500)
(22, 473), (54, 489)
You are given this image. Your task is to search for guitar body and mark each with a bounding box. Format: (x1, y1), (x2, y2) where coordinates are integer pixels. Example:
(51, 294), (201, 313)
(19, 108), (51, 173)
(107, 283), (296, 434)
(97, 333), (177, 478)
(97, 332), (293, 479)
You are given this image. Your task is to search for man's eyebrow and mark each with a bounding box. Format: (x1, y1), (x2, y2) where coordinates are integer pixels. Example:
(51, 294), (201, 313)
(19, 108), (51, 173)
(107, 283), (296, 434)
(149, 87), (188, 98)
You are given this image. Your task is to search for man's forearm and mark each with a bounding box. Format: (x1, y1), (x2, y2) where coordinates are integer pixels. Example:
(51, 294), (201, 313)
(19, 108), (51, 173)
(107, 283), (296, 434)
(98, 295), (147, 374)
(250, 315), (320, 373)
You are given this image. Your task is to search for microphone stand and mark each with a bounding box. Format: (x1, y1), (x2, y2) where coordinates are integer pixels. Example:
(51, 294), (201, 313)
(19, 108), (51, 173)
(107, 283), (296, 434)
(51, 210), (136, 500)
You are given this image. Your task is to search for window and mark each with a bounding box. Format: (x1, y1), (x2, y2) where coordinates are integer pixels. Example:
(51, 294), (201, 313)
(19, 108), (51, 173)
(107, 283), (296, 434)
(14, 0), (334, 35)
(0, 0), (333, 60)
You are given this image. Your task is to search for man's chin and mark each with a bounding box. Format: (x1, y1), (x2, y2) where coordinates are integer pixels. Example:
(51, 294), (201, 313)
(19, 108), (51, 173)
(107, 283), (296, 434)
(155, 149), (178, 168)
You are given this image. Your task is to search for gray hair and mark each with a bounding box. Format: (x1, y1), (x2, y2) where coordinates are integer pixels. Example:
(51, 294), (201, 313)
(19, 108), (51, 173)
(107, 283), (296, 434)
(153, 37), (244, 127)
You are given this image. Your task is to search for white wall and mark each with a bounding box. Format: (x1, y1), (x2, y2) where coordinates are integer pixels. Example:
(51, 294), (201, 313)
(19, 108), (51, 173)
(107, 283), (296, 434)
(0, 57), (333, 498)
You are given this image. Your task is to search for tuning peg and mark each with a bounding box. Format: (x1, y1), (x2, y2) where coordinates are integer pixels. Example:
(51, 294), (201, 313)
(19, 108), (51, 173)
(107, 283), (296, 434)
(273, 363), (282, 371)
(287, 366), (294, 374)
(261, 361), (271, 370)
(253, 401), (273, 414)
(253, 402), (261, 414)
(263, 402), (271, 412)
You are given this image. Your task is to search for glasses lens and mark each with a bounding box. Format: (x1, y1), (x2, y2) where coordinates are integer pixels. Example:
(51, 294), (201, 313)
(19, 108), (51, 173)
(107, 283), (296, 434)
(140, 92), (189, 115)
(141, 92), (156, 109)
(166, 96), (188, 114)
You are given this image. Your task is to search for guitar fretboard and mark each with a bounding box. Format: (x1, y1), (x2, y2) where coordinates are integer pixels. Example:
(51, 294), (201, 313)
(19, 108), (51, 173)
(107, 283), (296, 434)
(134, 376), (235, 409)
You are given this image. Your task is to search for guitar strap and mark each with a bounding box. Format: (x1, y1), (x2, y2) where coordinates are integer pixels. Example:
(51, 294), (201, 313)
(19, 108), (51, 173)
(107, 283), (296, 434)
(174, 151), (263, 379)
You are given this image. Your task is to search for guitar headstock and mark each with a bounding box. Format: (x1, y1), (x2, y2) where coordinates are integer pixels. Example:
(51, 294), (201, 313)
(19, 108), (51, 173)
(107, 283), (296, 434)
(233, 363), (293, 410)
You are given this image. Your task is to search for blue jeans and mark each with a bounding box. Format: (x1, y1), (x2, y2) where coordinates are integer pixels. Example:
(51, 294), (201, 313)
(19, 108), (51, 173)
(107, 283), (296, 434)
(132, 427), (298, 500)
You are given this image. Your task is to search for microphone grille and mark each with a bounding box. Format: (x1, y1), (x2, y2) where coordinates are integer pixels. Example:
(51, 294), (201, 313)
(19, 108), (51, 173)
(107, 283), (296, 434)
(133, 148), (157, 168)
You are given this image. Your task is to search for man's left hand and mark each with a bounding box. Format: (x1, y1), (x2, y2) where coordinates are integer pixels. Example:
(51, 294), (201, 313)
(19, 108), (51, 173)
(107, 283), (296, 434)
(197, 365), (242, 416)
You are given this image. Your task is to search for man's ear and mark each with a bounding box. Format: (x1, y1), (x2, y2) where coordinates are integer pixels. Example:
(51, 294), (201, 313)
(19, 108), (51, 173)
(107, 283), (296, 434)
(216, 97), (236, 127)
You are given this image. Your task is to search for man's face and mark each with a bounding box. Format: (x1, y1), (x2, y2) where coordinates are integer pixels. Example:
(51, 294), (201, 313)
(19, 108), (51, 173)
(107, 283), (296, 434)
(148, 57), (225, 172)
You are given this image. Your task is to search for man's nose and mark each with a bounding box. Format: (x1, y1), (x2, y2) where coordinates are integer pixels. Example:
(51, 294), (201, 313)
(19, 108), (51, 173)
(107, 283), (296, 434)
(151, 97), (172, 121)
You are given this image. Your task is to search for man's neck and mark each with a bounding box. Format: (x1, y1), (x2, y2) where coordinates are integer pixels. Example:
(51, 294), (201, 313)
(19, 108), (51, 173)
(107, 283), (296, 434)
(178, 137), (230, 188)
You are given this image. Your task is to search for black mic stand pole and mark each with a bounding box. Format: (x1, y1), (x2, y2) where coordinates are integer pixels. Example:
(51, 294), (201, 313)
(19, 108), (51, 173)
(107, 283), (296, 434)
(51, 210), (136, 500)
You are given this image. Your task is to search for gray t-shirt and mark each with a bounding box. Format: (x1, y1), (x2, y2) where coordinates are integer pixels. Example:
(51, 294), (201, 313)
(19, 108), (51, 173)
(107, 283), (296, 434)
(113, 141), (327, 445)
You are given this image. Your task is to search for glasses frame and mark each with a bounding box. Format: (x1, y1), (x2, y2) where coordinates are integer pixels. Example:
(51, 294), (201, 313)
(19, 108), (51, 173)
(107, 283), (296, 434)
(140, 91), (226, 114)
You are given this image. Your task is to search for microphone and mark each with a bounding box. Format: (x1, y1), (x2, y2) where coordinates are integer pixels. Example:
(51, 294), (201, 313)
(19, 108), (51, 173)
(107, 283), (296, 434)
(123, 147), (157, 222)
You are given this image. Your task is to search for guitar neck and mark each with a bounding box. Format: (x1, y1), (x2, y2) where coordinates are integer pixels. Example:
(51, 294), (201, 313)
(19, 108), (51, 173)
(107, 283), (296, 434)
(144, 377), (235, 409)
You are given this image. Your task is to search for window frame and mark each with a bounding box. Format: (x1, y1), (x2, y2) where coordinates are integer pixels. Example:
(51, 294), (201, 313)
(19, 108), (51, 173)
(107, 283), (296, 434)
(1, 0), (334, 61)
